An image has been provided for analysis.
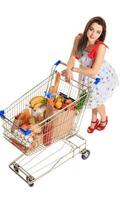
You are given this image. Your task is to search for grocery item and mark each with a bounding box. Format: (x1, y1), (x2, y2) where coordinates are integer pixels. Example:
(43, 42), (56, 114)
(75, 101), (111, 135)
(52, 108), (76, 142)
(76, 90), (88, 111)
(65, 99), (73, 105)
(54, 100), (62, 109)
(29, 96), (47, 110)
(29, 116), (36, 125)
(43, 123), (52, 146)
(45, 104), (53, 119)
(54, 72), (61, 92)
(20, 123), (30, 131)
(47, 98), (54, 107)
(31, 105), (46, 122)
(49, 72), (61, 95)
(10, 138), (27, 153)
(11, 108), (31, 132)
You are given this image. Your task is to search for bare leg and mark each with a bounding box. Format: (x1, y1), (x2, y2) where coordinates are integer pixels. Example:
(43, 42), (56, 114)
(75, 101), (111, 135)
(96, 104), (106, 121)
(90, 108), (98, 128)
(91, 108), (97, 121)
(87, 108), (98, 133)
(96, 104), (108, 130)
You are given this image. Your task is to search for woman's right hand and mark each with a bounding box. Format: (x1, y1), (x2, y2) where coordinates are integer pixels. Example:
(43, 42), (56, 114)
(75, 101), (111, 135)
(61, 68), (73, 83)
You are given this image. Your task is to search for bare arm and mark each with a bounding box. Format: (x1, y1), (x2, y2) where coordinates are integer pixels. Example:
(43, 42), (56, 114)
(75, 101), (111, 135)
(72, 44), (106, 76)
(67, 34), (81, 70)
(62, 34), (82, 82)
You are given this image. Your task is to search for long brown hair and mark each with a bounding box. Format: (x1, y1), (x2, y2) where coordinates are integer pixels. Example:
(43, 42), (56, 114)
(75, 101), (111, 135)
(77, 16), (107, 55)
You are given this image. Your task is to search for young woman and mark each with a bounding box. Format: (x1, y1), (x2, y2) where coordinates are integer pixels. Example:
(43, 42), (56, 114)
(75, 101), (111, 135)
(62, 16), (119, 133)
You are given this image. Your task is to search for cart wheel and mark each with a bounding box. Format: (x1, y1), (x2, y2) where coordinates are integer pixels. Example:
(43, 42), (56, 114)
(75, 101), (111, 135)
(29, 183), (34, 187)
(13, 163), (19, 173)
(26, 176), (35, 187)
(81, 149), (90, 160)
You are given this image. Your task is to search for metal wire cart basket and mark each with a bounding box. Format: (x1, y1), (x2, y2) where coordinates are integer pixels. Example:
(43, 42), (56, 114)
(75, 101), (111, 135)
(0, 60), (100, 186)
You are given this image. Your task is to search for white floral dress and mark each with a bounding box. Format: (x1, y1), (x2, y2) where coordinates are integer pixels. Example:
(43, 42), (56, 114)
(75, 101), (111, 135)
(77, 41), (119, 109)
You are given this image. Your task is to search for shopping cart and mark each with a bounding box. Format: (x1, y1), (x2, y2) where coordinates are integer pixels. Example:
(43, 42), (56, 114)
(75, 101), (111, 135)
(0, 60), (100, 186)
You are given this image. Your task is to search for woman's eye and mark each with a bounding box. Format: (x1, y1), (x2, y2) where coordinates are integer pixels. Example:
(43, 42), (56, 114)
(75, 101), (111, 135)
(97, 31), (101, 34)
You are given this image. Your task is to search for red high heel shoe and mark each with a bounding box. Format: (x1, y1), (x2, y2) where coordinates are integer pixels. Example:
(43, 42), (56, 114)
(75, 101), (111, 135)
(87, 119), (99, 134)
(96, 116), (108, 131)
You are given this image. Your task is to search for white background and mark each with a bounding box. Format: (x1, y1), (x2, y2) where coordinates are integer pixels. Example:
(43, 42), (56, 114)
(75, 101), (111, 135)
(0, 0), (133, 199)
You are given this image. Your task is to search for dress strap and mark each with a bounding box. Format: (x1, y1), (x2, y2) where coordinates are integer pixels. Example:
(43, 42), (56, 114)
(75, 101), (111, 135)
(88, 41), (108, 59)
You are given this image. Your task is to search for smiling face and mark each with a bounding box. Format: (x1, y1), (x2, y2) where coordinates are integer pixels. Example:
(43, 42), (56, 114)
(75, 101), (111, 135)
(87, 22), (103, 44)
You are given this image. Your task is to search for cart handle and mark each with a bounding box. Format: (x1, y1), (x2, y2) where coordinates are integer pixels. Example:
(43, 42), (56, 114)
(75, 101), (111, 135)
(0, 110), (5, 119)
(54, 60), (100, 85)
(54, 60), (61, 66)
